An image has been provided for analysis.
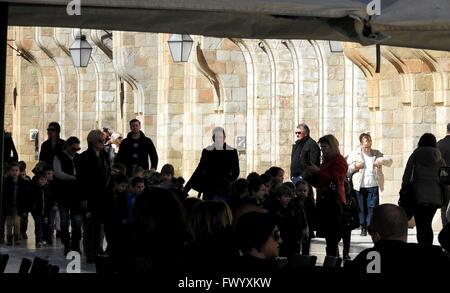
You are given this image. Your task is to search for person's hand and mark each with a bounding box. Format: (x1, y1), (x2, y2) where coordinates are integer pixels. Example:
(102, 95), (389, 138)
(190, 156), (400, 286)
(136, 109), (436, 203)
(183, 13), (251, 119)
(355, 162), (365, 170)
(305, 164), (320, 175)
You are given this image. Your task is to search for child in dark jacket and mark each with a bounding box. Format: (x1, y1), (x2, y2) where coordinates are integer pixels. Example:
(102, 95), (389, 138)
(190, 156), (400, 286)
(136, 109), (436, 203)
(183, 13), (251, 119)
(104, 173), (129, 256)
(18, 161), (32, 240)
(270, 185), (308, 258)
(30, 172), (53, 248)
(294, 180), (316, 255)
(2, 163), (29, 245)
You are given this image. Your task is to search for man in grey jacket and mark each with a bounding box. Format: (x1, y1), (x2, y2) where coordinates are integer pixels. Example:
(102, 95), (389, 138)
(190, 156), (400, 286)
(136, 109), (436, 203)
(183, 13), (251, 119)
(437, 123), (450, 227)
(290, 123), (320, 185)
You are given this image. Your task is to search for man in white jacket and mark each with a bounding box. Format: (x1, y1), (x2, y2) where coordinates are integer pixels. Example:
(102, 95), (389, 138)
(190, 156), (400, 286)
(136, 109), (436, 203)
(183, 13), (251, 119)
(347, 133), (393, 236)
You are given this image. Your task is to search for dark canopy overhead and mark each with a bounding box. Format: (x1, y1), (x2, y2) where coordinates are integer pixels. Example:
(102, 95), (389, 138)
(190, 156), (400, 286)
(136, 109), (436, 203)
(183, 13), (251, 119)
(1, 0), (450, 51)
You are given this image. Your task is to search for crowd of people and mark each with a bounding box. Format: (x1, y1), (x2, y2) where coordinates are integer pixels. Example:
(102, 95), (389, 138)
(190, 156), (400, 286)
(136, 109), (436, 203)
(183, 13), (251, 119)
(0, 120), (449, 274)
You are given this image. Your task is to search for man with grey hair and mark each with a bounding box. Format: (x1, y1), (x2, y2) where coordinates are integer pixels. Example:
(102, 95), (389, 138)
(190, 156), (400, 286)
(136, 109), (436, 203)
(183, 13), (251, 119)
(290, 123), (320, 184)
(350, 204), (449, 274)
(437, 123), (450, 227)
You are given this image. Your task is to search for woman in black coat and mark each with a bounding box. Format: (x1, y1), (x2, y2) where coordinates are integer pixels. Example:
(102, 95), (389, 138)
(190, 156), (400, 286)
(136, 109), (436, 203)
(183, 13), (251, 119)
(74, 129), (111, 263)
(184, 127), (240, 200)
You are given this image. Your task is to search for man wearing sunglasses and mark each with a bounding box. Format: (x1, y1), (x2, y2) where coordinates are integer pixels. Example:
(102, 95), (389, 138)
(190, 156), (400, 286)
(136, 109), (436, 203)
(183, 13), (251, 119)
(290, 123), (320, 185)
(39, 122), (66, 167)
(53, 136), (82, 256)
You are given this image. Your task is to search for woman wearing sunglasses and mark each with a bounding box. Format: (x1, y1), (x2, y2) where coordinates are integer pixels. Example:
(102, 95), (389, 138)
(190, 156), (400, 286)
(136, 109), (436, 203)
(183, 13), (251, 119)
(53, 136), (82, 256)
(39, 122), (66, 167)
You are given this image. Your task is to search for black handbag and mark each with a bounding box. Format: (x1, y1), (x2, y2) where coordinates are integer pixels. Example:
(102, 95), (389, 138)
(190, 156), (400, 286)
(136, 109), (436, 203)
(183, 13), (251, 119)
(343, 197), (360, 231)
(439, 167), (450, 185)
(398, 164), (416, 220)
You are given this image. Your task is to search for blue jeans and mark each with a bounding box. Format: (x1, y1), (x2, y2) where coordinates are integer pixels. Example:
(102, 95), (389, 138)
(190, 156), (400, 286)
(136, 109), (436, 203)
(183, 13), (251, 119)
(355, 187), (379, 227)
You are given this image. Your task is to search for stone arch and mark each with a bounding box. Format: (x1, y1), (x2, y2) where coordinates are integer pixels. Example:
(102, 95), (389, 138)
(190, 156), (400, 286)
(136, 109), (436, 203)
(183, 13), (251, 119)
(291, 40), (320, 140)
(243, 39), (274, 172)
(342, 54), (370, 154)
(257, 40), (277, 166)
(53, 27), (82, 140)
(112, 31), (147, 133)
(13, 27), (45, 163)
(283, 40), (301, 134)
(60, 29), (100, 144)
(309, 40), (326, 137)
(35, 27), (64, 125)
(268, 39), (294, 173)
(230, 38), (256, 173)
(88, 30), (117, 131)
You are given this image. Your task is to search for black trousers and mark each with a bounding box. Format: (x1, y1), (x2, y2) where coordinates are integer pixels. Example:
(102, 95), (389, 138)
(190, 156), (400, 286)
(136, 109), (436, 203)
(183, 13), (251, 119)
(60, 203), (82, 249)
(342, 228), (351, 256)
(415, 204), (438, 245)
(83, 213), (102, 259)
(325, 234), (341, 257)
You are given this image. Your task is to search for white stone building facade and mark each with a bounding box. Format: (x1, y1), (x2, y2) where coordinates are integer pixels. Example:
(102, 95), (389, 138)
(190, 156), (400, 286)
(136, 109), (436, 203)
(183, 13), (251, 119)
(5, 27), (450, 228)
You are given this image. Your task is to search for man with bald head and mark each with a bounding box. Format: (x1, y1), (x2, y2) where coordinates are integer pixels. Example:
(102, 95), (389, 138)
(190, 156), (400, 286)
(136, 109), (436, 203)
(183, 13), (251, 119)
(350, 204), (449, 274)
(368, 203), (409, 244)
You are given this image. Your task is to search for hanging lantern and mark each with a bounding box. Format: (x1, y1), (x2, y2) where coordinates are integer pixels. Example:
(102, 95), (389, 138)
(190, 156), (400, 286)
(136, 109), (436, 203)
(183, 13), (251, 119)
(168, 34), (194, 62)
(69, 34), (93, 67)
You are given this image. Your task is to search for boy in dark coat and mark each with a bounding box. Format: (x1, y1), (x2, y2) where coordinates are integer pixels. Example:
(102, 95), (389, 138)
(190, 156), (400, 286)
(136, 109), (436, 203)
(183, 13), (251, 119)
(270, 185), (308, 258)
(2, 163), (28, 245)
(29, 172), (53, 248)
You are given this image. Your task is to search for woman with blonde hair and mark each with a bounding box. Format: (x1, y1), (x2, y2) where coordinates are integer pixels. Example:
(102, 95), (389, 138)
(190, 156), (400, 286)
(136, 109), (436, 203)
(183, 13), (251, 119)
(303, 134), (348, 256)
(188, 200), (233, 241)
(183, 200), (238, 271)
(75, 129), (111, 263)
